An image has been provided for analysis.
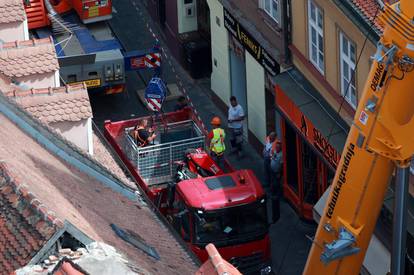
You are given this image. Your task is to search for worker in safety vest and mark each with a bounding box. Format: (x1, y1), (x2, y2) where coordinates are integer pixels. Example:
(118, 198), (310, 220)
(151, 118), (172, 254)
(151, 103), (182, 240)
(208, 116), (226, 170)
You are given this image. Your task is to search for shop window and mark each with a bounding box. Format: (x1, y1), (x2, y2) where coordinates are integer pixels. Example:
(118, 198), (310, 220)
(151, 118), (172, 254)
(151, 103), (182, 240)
(308, 0), (324, 74)
(285, 122), (299, 193)
(340, 32), (357, 109)
(259, 0), (279, 23)
(302, 141), (318, 205)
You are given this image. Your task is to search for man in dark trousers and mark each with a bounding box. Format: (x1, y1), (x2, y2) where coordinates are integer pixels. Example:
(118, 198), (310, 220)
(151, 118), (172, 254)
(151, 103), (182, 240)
(263, 132), (278, 189)
(227, 96), (245, 158)
(271, 141), (283, 197)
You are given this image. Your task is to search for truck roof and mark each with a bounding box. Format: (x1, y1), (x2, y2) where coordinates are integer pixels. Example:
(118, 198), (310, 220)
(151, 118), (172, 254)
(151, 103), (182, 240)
(177, 169), (265, 210)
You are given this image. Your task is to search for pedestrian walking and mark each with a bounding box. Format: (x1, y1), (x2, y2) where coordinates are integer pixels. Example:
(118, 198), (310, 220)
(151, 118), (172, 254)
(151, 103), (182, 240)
(271, 141), (283, 197)
(227, 96), (245, 158)
(263, 132), (278, 189)
(208, 116), (226, 171)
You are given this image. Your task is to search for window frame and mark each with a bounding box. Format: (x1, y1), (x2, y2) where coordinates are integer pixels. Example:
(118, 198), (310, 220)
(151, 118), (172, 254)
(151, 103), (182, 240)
(339, 31), (357, 109)
(307, 0), (325, 74)
(260, 0), (280, 23)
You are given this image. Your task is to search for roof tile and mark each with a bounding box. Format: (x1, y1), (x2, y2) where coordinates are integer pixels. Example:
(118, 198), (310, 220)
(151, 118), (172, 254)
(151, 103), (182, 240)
(0, 111), (197, 275)
(0, 38), (59, 78)
(6, 84), (93, 123)
(0, 0), (26, 24)
(350, 0), (397, 33)
(0, 163), (63, 274)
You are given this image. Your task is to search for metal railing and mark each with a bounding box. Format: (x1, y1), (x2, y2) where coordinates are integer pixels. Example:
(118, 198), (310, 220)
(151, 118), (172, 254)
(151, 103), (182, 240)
(124, 120), (205, 185)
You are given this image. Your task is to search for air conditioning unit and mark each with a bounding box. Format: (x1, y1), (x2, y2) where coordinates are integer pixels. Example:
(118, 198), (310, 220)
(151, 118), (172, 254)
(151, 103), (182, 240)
(184, 4), (195, 17)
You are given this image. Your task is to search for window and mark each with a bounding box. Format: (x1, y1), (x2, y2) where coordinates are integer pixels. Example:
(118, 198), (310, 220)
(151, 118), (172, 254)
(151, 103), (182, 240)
(260, 0), (279, 22)
(340, 32), (357, 108)
(308, 0), (324, 74)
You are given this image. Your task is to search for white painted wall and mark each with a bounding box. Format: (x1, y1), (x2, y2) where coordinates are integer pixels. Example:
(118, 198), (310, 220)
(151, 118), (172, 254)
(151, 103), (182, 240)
(54, 71), (60, 87)
(50, 119), (90, 153)
(0, 22), (26, 42)
(17, 72), (57, 89)
(207, 0), (231, 104)
(246, 51), (266, 144)
(23, 19), (29, 40)
(87, 117), (93, 155)
(177, 0), (198, 34)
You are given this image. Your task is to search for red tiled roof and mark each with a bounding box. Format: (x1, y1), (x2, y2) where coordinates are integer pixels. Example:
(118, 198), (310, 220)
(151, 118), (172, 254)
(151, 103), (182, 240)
(0, 163), (63, 275)
(350, 0), (397, 33)
(0, 111), (197, 274)
(0, 38), (59, 78)
(0, 0), (26, 24)
(6, 83), (93, 123)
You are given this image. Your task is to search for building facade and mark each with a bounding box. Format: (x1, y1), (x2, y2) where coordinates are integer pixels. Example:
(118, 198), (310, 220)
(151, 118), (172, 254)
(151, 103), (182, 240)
(0, 0), (29, 42)
(144, 0), (212, 79)
(275, 0), (382, 220)
(285, 0), (413, 273)
(207, 0), (288, 150)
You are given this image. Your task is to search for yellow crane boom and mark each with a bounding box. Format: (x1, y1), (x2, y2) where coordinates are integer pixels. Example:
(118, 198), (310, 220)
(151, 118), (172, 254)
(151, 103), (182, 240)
(304, 1), (414, 274)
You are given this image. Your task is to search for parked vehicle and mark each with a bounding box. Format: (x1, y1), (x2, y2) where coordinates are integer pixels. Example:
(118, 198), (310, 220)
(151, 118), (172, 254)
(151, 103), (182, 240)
(104, 108), (272, 274)
(24, 0), (161, 94)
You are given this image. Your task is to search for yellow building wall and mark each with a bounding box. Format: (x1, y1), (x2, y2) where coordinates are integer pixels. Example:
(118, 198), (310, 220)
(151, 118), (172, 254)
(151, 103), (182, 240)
(207, 0), (231, 104)
(291, 0), (377, 124)
(246, 51), (266, 143)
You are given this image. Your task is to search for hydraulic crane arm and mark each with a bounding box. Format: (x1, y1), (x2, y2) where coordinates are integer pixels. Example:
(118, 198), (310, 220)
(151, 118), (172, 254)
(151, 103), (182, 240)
(304, 1), (414, 274)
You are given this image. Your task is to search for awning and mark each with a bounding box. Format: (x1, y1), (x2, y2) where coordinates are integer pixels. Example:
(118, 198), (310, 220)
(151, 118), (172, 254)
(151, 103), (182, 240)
(274, 68), (350, 168)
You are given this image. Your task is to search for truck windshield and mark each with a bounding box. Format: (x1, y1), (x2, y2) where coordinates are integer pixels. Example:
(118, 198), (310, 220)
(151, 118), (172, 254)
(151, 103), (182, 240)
(194, 198), (267, 245)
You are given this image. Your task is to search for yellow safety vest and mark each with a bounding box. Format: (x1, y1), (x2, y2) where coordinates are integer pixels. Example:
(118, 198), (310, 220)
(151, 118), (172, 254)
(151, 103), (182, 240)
(211, 128), (226, 154)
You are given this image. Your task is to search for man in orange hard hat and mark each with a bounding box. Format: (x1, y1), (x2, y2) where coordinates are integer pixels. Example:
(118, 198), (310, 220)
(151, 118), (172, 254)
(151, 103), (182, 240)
(208, 116), (226, 170)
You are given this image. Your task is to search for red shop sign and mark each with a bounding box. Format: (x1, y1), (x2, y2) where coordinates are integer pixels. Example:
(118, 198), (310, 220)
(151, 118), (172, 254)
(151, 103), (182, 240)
(275, 85), (341, 168)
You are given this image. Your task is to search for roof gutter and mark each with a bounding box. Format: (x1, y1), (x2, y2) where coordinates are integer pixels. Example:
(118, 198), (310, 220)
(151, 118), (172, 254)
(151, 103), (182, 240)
(332, 0), (381, 44)
(0, 94), (137, 201)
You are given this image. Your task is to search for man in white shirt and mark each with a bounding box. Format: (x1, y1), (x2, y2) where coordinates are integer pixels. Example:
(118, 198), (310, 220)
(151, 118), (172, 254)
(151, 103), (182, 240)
(227, 96), (245, 157)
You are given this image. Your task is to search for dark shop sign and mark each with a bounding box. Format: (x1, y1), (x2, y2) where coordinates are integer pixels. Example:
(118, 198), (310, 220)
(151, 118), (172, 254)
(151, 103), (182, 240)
(223, 7), (278, 76)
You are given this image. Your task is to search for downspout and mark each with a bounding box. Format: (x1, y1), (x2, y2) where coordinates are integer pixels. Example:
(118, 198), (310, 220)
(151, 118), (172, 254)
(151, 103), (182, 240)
(87, 117), (94, 155)
(282, 0), (292, 67)
(0, 96), (137, 201)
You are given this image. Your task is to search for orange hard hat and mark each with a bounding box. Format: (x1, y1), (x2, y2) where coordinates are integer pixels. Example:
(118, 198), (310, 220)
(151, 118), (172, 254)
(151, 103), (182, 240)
(210, 116), (221, 126)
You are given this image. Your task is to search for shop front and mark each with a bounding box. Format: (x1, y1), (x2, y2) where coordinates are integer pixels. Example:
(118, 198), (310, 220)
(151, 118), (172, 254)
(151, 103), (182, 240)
(274, 69), (349, 220)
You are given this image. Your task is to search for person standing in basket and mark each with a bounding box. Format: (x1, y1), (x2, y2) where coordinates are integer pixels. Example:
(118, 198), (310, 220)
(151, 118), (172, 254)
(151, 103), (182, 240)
(227, 96), (245, 158)
(208, 116), (226, 171)
(132, 119), (157, 147)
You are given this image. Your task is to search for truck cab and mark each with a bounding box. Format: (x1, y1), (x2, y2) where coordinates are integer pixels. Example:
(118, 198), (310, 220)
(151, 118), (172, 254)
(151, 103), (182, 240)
(170, 170), (270, 274)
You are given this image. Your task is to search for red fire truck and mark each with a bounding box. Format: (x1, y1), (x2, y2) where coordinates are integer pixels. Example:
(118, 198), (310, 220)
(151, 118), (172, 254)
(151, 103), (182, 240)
(104, 108), (272, 274)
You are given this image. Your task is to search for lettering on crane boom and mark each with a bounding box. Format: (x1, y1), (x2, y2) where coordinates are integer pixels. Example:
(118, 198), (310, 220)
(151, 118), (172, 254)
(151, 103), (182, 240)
(326, 143), (355, 219)
(370, 63), (385, 92)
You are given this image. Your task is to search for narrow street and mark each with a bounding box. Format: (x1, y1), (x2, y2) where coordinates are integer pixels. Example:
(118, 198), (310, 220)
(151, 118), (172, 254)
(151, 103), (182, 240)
(89, 0), (316, 274)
